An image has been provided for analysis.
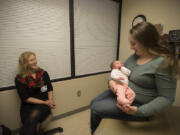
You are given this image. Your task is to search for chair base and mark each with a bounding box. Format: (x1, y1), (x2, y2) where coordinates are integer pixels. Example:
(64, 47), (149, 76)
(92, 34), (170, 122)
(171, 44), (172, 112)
(44, 127), (63, 135)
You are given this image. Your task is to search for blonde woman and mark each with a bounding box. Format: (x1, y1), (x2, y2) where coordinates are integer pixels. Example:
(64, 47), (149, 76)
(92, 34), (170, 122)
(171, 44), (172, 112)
(15, 51), (56, 135)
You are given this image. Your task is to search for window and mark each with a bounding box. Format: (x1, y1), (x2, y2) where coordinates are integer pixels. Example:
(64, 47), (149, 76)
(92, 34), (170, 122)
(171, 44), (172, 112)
(0, 0), (121, 90)
(0, 0), (71, 87)
(74, 0), (119, 76)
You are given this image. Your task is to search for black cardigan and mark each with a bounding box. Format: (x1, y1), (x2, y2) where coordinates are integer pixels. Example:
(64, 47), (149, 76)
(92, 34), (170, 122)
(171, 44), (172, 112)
(15, 71), (53, 104)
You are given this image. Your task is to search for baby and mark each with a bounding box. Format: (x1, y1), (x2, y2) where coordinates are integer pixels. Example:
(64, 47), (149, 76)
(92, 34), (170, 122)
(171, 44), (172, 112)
(110, 60), (136, 107)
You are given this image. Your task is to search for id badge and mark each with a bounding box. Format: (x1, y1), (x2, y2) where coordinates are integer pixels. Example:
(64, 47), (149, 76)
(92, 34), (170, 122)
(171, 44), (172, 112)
(41, 85), (47, 93)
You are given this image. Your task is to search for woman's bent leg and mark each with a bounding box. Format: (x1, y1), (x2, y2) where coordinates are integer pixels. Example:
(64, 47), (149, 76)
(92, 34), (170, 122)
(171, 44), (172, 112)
(20, 104), (51, 135)
(90, 90), (115, 108)
(90, 90), (116, 135)
(90, 90), (150, 135)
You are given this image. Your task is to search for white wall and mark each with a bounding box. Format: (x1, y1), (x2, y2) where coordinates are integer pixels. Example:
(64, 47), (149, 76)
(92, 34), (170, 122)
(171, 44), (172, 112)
(119, 0), (180, 106)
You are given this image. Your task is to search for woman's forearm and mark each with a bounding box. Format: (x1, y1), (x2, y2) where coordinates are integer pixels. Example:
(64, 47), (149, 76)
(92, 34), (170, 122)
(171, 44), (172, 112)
(48, 91), (53, 100)
(26, 97), (46, 104)
(109, 80), (117, 94)
(135, 96), (173, 117)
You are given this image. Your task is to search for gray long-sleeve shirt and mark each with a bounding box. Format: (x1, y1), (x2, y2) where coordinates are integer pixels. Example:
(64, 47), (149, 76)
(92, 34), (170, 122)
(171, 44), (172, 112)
(123, 54), (177, 117)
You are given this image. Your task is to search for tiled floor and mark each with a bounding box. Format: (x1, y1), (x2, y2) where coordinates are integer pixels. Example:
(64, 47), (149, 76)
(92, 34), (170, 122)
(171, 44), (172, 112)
(47, 106), (180, 135)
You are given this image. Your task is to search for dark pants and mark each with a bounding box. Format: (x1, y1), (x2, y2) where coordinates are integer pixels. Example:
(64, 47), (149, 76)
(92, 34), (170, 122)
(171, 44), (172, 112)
(90, 90), (151, 135)
(20, 104), (51, 135)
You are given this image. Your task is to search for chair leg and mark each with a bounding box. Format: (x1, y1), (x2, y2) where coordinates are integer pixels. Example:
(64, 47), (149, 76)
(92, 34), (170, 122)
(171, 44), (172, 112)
(44, 127), (63, 135)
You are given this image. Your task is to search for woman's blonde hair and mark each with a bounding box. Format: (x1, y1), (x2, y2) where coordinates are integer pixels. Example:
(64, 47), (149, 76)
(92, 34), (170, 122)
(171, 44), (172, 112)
(130, 22), (180, 78)
(18, 51), (39, 77)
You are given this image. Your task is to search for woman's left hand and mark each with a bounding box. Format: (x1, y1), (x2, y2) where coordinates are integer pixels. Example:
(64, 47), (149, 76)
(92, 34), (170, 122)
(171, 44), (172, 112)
(116, 104), (137, 115)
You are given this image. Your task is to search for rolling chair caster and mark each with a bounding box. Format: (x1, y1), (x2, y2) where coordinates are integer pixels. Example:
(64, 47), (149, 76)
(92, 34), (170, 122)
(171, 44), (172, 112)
(44, 127), (63, 135)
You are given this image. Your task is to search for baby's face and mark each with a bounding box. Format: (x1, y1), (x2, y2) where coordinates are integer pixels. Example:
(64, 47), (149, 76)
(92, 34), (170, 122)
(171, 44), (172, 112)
(113, 61), (123, 69)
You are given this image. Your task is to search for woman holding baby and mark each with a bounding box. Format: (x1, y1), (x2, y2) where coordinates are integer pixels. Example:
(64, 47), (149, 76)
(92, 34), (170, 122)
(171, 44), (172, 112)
(90, 22), (180, 135)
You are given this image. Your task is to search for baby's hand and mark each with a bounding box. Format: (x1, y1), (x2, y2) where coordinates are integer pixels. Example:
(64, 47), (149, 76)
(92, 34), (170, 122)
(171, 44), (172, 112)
(121, 63), (124, 67)
(119, 62), (124, 68)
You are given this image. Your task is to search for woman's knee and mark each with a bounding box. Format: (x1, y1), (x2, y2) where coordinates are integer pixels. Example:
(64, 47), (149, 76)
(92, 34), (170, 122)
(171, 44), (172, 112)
(35, 104), (51, 113)
(28, 109), (41, 123)
(90, 99), (96, 109)
(29, 104), (50, 122)
(90, 101), (104, 114)
(90, 91), (109, 108)
(37, 104), (51, 116)
(90, 98), (100, 111)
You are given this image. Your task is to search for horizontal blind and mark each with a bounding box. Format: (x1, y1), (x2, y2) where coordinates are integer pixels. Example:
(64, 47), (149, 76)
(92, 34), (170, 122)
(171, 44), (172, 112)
(74, 0), (119, 75)
(0, 0), (71, 87)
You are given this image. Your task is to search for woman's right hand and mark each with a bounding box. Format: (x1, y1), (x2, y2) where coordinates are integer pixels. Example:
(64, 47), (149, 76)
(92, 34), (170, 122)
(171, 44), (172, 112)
(116, 104), (137, 115)
(44, 100), (56, 109)
(109, 80), (117, 94)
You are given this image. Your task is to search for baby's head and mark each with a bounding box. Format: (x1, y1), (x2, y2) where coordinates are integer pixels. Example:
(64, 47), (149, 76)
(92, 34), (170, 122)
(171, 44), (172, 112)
(110, 61), (123, 69)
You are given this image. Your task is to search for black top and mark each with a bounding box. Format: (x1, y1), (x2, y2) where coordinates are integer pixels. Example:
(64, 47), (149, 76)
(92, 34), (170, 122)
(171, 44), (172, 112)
(15, 69), (53, 105)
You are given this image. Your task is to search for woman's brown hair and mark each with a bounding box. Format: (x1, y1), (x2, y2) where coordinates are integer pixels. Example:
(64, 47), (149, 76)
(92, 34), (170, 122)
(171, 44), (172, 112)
(130, 22), (180, 78)
(18, 51), (39, 77)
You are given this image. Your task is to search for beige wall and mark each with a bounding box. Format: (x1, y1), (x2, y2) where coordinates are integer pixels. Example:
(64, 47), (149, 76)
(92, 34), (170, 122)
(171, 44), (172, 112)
(0, 73), (109, 130)
(119, 0), (180, 106)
